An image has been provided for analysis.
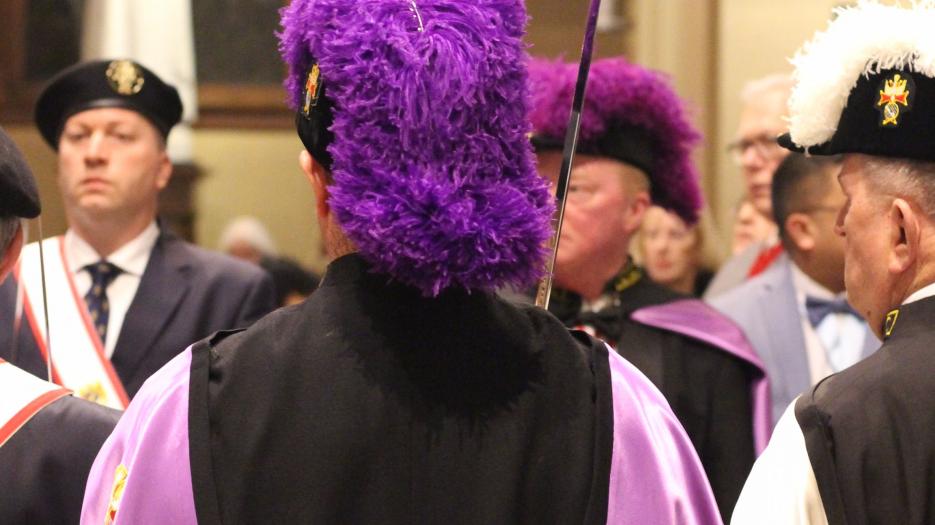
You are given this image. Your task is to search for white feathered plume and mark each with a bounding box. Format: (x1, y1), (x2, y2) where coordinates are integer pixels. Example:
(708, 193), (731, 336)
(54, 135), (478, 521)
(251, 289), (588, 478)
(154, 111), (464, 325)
(788, 0), (935, 148)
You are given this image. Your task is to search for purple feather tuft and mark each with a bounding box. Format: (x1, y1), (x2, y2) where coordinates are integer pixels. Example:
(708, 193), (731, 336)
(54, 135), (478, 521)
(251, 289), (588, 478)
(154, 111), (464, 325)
(528, 57), (703, 224)
(279, 0), (554, 296)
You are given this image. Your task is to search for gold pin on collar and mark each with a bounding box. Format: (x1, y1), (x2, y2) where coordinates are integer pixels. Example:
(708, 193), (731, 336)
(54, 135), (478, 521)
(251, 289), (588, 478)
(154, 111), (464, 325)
(884, 308), (900, 339)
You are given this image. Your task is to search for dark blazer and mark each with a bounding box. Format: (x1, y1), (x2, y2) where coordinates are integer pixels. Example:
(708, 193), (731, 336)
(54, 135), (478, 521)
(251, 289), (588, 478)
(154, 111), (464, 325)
(0, 395), (121, 525)
(0, 229), (276, 398)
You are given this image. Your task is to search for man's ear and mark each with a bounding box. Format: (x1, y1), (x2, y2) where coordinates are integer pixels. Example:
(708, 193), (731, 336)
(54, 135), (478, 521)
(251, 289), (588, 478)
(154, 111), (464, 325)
(300, 150), (329, 220)
(154, 150), (173, 191)
(0, 223), (24, 282)
(784, 213), (815, 252)
(888, 198), (918, 275)
(623, 191), (651, 234)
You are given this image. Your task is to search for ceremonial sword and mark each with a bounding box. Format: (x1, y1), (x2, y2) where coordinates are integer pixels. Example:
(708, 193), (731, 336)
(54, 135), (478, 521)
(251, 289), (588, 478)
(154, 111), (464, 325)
(535, 0), (603, 309)
(11, 217), (54, 382)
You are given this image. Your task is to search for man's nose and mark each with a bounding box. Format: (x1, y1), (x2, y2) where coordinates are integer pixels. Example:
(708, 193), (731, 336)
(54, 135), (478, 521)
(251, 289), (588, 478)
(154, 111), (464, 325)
(85, 132), (107, 164)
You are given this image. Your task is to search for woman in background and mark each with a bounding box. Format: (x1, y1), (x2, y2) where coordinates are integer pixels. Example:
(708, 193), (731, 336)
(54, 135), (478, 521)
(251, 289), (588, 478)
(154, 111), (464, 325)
(639, 205), (715, 297)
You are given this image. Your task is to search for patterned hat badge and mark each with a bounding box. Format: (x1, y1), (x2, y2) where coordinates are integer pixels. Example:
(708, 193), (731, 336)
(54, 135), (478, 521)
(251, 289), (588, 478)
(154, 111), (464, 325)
(877, 72), (912, 126)
(302, 64), (322, 118)
(105, 60), (145, 96)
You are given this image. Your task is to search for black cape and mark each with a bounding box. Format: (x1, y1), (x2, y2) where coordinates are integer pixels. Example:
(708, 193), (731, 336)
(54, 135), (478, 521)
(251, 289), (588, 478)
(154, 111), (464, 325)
(550, 272), (756, 520)
(0, 395), (120, 524)
(795, 294), (935, 525)
(189, 254), (614, 524)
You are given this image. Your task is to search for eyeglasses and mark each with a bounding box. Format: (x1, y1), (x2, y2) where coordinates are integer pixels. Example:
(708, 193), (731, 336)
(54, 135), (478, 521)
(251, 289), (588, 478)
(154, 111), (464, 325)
(726, 134), (785, 164)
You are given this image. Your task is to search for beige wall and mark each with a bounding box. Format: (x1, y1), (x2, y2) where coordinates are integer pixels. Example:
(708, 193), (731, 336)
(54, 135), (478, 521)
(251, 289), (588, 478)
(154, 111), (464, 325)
(192, 129), (324, 272)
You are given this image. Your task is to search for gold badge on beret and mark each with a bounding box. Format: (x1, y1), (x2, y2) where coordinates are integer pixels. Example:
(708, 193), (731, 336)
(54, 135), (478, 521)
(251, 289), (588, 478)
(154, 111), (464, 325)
(106, 60), (145, 96)
(878, 73), (910, 126)
(302, 64), (322, 118)
(884, 308), (900, 339)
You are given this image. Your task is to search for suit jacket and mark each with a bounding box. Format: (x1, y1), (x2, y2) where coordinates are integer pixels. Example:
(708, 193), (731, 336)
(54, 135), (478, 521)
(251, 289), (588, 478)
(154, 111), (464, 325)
(0, 228), (276, 398)
(0, 395), (120, 525)
(702, 241), (764, 300)
(709, 253), (879, 427)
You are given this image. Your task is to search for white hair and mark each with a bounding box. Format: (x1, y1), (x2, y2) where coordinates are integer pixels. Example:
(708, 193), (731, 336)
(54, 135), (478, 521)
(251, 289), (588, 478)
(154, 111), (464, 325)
(787, 1), (935, 148)
(863, 157), (935, 216)
(740, 73), (793, 105)
(217, 216), (278, 256)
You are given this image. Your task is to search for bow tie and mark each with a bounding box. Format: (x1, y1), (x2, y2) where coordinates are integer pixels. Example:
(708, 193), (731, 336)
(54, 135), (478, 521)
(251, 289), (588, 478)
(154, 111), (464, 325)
(805, 296), (860, 327)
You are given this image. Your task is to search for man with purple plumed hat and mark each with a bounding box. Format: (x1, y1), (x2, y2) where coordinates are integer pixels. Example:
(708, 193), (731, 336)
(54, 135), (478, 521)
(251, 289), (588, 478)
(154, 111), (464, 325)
(81, 1), (721, 523)
(529, 57), (768, 521)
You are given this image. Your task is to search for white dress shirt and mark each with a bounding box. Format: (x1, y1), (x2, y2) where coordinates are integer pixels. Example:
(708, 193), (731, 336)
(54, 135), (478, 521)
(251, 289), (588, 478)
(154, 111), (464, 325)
(63, 222), (160, 358)
(790, 264), (867, 383)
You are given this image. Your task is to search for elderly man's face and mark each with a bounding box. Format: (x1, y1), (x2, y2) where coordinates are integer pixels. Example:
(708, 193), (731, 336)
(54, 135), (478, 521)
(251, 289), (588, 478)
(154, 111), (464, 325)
(536, 151), (646, 292)
(835, 155), (893, 334)
(732, 90), (789, 218)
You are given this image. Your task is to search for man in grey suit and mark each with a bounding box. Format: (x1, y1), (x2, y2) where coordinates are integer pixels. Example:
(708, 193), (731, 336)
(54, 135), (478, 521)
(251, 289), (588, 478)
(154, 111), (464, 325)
(0, 59), (275, 405)
(710, 153), (879, 427)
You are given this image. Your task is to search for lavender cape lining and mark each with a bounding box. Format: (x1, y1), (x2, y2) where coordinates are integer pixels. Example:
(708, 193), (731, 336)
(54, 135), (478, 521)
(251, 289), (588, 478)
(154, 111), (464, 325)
(278, 0), (554, 296)
(528, 57), (703, 225)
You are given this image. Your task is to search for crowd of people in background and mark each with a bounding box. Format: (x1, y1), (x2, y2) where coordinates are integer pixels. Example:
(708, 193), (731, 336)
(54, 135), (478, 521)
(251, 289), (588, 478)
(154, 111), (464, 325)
(4, 1), (935, 524)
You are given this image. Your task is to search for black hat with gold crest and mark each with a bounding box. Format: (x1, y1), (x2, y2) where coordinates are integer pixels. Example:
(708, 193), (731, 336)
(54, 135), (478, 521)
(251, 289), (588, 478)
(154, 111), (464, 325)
(778, 2), (935, 162)
(34, 59), (183, 149)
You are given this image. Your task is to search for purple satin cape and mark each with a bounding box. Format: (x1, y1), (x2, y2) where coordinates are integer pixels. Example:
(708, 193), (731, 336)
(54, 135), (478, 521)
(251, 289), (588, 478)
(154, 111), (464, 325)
(80, 349), (196, 524)
(631, 299), (772, 454)
(81, 346), (720, 524)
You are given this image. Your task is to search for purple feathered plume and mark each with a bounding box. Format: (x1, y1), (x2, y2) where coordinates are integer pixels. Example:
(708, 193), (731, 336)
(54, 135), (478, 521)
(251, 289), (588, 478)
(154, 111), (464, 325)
(279, 0), (554, 296)
(528, 57), (703, 224)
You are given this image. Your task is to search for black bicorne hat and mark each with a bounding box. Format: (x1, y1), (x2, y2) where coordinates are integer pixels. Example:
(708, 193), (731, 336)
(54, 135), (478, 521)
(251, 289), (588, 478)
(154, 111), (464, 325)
(779, 68), (935, 161)
(35, 59), (183, 149)
(0, 126), (40, 218)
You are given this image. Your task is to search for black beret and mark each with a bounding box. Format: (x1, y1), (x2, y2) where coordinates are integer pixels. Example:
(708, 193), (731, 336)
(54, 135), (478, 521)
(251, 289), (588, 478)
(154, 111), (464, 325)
(0, 126), (40, 218)
(780, 68), (935, 162)
(35, 59), (183, 150)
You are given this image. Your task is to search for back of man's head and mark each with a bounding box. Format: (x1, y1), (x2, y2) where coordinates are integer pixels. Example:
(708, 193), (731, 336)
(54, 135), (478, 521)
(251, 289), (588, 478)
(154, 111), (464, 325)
(772, 153), (842, 247)
(0, 127), (41, 279)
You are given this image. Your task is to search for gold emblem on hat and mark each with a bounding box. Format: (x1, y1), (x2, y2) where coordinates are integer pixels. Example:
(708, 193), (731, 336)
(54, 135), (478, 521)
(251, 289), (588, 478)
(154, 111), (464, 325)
(303, 64), (322, 118)
(884, 308), (899, 339)
(878, 73), (910, 126)
(105, 464), (128, 525)
(106, 60), (145, 96)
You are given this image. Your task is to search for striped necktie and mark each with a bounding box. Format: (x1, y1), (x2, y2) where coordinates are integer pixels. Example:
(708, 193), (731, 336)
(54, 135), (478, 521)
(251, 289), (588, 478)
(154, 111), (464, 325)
(84, 261), (122, 344)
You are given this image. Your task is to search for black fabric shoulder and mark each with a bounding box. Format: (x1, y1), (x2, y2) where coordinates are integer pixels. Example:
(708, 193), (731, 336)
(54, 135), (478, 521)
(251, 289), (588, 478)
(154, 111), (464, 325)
(189, 335), (224, 525)
(581, 332), (613, 525)
(794, 392), (846, 525)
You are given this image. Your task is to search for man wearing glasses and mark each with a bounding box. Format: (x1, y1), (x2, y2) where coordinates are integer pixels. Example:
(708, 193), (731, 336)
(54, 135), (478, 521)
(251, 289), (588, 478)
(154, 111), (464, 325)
(711, 154), (878, 428)
(705, 75), (792, 299)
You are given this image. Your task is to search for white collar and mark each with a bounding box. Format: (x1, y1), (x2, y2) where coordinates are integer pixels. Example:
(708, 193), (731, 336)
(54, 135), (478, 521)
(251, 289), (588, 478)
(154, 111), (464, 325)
(791, 262), (843, 302)
(64, 222), (160, 277)
(902, 281), (935, 305)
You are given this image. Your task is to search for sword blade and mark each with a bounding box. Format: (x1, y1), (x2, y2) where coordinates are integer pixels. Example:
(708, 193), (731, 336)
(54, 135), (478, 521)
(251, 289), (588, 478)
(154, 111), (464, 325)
(535, 0), (603, 309)
(36, 217), (52, 382)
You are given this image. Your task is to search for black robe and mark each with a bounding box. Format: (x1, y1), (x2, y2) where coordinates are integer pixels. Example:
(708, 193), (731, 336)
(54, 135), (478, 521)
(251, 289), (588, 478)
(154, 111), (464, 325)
(190, 253), (614, 524)
(550, 272), (757, 520)
(0, 396), (120, 524)
(795, 294), (935, 525)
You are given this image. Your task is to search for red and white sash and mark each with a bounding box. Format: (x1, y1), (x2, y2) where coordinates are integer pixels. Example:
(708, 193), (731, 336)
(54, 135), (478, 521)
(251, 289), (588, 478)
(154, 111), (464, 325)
(15, 237), (129, 410)
(0, 359), (71, 447)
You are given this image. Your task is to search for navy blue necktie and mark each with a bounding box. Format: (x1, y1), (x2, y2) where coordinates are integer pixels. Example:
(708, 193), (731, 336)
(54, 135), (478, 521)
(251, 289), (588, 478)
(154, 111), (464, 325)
(84, 261), (122, 343)
(805, 296), (859, 327)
